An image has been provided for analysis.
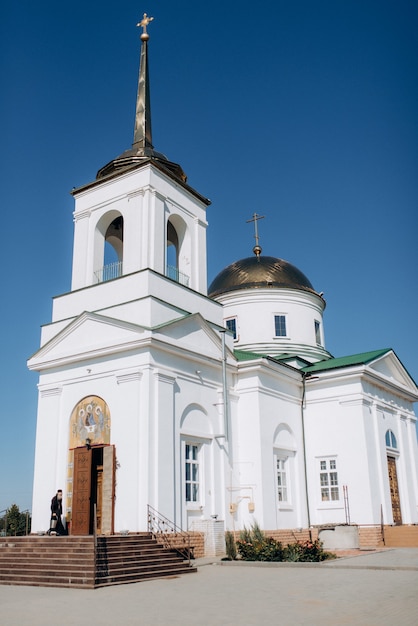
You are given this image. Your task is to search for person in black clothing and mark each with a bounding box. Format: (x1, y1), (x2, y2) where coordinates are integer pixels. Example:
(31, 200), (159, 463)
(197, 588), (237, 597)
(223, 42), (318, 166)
(49, 489), (66, 535)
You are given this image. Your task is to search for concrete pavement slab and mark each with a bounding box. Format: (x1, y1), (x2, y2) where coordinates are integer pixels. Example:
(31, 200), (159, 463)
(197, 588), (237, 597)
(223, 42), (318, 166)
(0, 549), (417, 625)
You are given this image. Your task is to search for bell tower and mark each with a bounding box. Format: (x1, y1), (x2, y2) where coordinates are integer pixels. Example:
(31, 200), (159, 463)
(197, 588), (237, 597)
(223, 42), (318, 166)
(28, 15), (224, 535)
(69, 14), (210, 302)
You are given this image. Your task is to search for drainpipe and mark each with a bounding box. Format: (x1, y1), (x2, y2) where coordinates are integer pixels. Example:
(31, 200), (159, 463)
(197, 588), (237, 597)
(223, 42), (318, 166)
(219, 330), (229, 442)
(301, 372), (311, 534)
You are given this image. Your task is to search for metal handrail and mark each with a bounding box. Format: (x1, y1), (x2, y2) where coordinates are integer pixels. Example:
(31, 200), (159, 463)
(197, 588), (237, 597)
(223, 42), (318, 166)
(94, 261), (123, 283)
(93, 503), (98, 584)
(0, 510), (7, 537)
(147, 505), (192, 565)
(166, 265), (190, 287)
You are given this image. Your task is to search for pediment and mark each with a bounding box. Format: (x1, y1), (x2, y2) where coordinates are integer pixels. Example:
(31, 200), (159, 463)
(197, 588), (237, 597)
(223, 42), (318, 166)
(28, 312), (147, 370)
(368, 351), (418, 394)
(155, 313), (233, 361)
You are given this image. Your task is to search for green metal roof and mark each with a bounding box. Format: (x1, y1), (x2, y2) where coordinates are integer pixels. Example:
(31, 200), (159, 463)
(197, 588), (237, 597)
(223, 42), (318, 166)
(302, 349), (391, 374)
(234, 349), (267, 362)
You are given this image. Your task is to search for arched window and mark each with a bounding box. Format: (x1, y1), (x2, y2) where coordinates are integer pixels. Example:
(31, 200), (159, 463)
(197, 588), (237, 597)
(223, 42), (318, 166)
(385, 430), (397, 449)
(273, 424), (296, 508)
(166, 220), (179, 274)
(94, 213), (124, 283)
(166, 216), (190, 286)
(103, 216), (123, 279)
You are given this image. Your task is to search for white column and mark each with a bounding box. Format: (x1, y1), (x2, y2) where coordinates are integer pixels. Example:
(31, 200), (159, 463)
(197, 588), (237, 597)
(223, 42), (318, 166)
(113, 371), (142, 532)
(151, 370), (176, 521)
(71, 211), (90, 290)
(31, 385), (63, 532)
(123, 189), (144, 275)
(194, 217), (208, 294)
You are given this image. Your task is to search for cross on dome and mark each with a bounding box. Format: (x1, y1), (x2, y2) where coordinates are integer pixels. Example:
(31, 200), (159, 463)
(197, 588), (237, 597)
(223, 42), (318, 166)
(246, 212), (265, 257)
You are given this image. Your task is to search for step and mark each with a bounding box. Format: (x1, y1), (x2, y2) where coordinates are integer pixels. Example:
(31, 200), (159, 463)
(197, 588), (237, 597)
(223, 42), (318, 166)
(95, 565), (197, 587)
(0, 575), (95, 589)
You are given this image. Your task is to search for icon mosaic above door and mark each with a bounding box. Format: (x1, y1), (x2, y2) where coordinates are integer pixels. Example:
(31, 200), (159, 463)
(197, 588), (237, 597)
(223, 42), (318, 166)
(69, 396), (110, 448)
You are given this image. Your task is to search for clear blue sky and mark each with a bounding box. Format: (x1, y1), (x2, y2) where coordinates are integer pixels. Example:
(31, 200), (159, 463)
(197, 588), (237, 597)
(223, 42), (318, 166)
(1, 1), (417, 513)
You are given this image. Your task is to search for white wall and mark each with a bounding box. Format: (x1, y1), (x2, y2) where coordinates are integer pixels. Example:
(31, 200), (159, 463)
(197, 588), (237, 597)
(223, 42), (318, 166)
(216, 288), (329, 363)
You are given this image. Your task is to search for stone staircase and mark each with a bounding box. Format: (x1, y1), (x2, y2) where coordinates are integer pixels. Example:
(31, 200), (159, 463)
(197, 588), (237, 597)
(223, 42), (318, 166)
(95, 533), (196, 587)
(0, 533), (196, 589)
(383, 525), (418, 547)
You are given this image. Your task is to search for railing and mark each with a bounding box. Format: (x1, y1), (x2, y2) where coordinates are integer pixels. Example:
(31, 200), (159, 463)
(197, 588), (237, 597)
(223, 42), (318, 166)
(94, 261), (123, 283)
(166, 265), (190, 287)
(147, 505), (192, 565)
(93, 503), (98, 584)
(0, 509), (31, 536)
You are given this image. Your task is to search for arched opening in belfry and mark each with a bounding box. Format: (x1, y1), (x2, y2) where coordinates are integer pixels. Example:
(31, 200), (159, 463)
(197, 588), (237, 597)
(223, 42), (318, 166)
(166, 216), (189, 286)
(94, 213), (124, 283)
(166, 219), (178, 270)
(105, 215), (123, 265)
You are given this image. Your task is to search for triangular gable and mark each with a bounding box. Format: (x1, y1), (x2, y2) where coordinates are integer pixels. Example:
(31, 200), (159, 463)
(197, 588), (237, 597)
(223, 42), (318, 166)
(367, 350), (418, 390)
(154, 312), (234, 361)
(28, 311), (148, 370)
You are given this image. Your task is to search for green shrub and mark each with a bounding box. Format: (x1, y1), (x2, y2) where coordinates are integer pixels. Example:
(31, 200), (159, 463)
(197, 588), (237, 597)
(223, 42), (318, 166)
(224, 530), (238, 560)
(235, 524), (335, 562)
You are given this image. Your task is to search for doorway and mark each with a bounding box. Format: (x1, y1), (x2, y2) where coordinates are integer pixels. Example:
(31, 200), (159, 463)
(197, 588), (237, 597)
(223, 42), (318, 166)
(71, 445), (115, 535)
(387, 456), (402, 525)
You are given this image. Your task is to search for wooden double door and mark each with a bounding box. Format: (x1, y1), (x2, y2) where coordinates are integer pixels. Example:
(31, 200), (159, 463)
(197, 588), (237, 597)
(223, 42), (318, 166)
(387, 455), (402, 525)
(71, 445), (115, 535)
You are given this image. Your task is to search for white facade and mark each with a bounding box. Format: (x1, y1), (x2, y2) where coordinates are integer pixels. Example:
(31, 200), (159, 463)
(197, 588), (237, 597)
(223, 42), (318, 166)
(29, 32), (418, 538)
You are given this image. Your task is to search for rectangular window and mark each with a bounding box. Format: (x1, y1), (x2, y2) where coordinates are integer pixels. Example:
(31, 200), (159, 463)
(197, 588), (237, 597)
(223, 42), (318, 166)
(185, 443), (200, 502)
(225, 317), (237, 340)
(274, 315), (287, 337)
(314, 320), (321, 345)
(276, 458), (288, 503)
(319, 459), (339, 501)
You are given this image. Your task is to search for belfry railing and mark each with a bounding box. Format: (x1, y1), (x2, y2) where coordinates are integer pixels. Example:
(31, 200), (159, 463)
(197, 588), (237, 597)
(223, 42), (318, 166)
(166, 265), (190, 287)
(147, 505), (192, 565)
(94, 261), (123, 283)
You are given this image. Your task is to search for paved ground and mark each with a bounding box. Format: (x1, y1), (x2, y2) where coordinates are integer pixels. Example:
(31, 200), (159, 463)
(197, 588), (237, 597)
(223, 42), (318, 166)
(0, 549), (417, 625)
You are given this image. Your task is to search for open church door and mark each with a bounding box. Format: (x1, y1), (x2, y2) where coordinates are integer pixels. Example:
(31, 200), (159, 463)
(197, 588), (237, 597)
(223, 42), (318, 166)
(71, 447), (92, 535)
(101, 445), (116, 535)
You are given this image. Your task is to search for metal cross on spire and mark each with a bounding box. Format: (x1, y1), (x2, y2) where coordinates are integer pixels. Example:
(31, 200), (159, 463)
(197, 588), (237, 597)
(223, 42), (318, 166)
(137, 13), (154, 40)
(246, 213), (265, 257)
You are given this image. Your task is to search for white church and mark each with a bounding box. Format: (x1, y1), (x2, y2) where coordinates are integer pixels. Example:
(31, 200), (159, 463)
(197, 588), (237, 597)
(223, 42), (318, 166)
(29, 16), (418, 541)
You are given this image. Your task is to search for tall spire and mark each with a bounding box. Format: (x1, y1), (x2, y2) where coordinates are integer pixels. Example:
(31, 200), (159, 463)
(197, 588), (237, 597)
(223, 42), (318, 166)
(95, 14), (187, 183)
(133, 13), (154, 153)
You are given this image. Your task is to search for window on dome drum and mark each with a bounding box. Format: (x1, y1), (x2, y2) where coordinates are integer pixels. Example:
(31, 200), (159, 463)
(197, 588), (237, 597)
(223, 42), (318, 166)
(319, 459), (339, 501)
(274, 315), (287, 337)
(225, 317), (237, 340)
(314, 320), (322, 345)
(185, 443), (200, 503)
(385, 430), (397, 449)
(276, 457), (288, 503)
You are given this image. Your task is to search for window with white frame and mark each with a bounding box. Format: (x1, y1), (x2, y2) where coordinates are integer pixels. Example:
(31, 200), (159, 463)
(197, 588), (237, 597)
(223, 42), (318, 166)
(385, 430), (397, 449)
(185, 443), (200, 503)
(319, 458), (339, 501)
(276, 457), (289, 503)
(225, 317), (237, 340)
(274, 315), (287, 337)
(314, 320), (322, 345)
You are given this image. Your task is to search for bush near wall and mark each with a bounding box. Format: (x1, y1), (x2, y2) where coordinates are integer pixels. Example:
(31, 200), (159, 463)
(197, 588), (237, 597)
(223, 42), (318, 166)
(226, 524), (335, 562)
